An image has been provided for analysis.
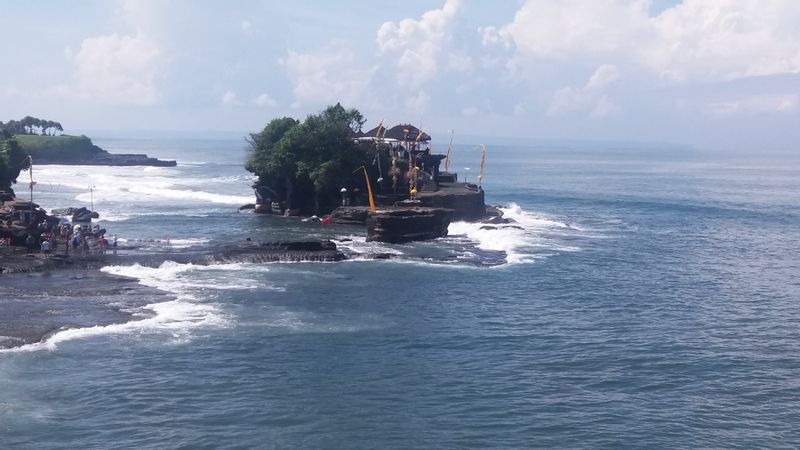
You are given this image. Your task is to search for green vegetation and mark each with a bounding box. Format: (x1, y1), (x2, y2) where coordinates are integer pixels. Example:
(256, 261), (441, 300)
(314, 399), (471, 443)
(0, 136), (27, 190)
(0, 116), (63, 136)
(246, 103), (380, 214)
(14, 134), (104, 162)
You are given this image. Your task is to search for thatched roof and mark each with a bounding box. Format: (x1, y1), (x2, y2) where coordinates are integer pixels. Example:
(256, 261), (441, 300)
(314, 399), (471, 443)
(359, 123), (431, 142)
(362, 125), (385, 139)
(383, 124), (430, 142)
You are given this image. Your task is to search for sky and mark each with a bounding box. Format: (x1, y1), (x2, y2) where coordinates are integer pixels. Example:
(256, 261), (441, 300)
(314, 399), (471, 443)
(1, 0), (799, 150)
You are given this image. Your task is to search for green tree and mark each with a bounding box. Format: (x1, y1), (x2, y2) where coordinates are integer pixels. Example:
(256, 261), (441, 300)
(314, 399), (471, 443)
(245, 116), (301, 210)
(0, 137), (27, 189)
(245, 103), (369, 214)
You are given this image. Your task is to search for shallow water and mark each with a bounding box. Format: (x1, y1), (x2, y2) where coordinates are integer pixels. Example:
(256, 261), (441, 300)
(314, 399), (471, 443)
(2, 136), (800, 448)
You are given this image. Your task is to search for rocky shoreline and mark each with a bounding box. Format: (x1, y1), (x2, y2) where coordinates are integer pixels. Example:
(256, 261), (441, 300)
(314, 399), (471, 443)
(0, 239), (348, 275)
(15, 133), (177, 167)
(35, 153), (177, 167)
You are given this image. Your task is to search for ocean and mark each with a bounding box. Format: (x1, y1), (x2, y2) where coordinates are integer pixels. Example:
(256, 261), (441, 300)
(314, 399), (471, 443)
(2, 135), (800, 448)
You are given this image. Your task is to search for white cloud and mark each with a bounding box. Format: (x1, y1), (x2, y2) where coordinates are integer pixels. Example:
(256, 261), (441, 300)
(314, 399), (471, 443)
(376, 0), (462, 88)
(548, 65), (620, 118)
(252, 93), (277, 108)
(591, 95), (620, 118)
(447, 53), (473, 72)
(647, 0), (800, 82)
(586, 64), (620, 90)
(492, 0), (649, 60)
(491, 0), (800, 83)
(241, 20), (252, 34)
(283, 44), (377, 108)
(461, 106), (479, 116)
(61, 32), (164, 106)
(479, 26), (512, 50)
(702, 94), (800, 116)
(404, 90), (430, 114)
(221, 90), (239, 106)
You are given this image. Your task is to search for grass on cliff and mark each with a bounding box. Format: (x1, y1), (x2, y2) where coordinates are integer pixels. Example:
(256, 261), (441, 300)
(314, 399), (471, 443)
(14, 134), (104, 161)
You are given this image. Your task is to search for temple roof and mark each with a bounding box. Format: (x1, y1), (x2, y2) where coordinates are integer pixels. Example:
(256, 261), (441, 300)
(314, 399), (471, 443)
(360, 123), (431, 142)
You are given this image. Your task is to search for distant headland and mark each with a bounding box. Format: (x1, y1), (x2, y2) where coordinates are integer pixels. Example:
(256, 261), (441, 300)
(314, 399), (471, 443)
(0, 116), (176, 167)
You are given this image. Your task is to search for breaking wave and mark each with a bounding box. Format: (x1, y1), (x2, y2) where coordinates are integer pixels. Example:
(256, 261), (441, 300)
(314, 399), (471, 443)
(0, 261), (281, 353)
(447, 203), (584, 265)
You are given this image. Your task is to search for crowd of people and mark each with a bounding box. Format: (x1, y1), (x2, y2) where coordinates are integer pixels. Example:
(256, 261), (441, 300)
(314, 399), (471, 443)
(25, 223), (117, 258)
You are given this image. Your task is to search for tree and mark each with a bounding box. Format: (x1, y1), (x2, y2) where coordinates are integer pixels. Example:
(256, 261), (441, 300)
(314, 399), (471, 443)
(0, 137), (27, 189)
(1, 116), (65, 136)
(245, 104), (370, 214)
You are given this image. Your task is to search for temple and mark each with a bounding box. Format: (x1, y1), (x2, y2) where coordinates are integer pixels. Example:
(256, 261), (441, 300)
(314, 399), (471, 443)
(334, 123), (490, 242)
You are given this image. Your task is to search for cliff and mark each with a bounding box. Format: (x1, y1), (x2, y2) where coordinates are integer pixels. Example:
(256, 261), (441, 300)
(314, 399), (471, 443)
(15, 135), (176, 167)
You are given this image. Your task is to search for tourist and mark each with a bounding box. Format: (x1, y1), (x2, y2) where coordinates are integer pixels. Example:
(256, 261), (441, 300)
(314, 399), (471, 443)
(71, 232), (82, 256)
(25, 234), (35, 253)
(40, 238), (51, 258)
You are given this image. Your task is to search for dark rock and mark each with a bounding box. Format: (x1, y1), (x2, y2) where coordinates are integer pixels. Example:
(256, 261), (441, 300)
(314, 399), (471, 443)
(485, 206), (504, 217)
(366, 207), (452, 244)
(480, 225), (497, 230)
(38, 153), (176, 167)
(416, 183), (485, 221)
(239, 204), (256, 211)
(371, 253), (395, 259)
(329, 206), (371, 225)
(212, 240), (346, 263)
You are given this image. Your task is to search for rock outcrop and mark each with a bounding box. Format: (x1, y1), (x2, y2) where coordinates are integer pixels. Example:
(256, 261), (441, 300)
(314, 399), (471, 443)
(64, 154), (177, 167)
(50, 206), (99, 223)
(328, 206), (371, 225)
(415, 183), (485, 221)
(17, 135), (176, 167)
(210, 240), (346, 263)
(0, 239), (347, 274)
(366, 207), (452, 243)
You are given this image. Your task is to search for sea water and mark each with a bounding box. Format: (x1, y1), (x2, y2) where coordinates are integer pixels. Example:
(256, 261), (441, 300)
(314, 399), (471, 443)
(1, 135), (800, 448)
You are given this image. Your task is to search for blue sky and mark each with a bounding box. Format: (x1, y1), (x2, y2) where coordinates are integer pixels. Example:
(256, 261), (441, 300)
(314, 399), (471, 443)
(2, 0), (799, 150)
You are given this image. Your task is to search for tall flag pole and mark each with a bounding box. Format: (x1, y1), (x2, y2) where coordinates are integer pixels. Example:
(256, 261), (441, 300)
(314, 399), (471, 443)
(26, 155), (35, 220)
(374, 119), (385, 185)
(478, 144), (486, 188)
(444, 129), (454, 172)
(353, 166), (376, 213)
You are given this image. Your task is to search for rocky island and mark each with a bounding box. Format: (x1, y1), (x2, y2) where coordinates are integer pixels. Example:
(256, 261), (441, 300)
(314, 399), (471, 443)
(245, 104), (495, 243)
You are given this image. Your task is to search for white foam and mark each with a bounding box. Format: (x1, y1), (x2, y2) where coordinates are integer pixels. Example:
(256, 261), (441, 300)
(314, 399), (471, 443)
(32, 164), (254, 210)
(332, 235), (405, 256)
(0, 298), (228, 354)
(74, 186), (251, 206)
(447, 203), (584, 265)
(0, 261), (279, 353)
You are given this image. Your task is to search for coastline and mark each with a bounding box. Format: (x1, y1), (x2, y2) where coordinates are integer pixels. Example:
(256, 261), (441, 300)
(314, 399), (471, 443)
(0, 266), (166, 349)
